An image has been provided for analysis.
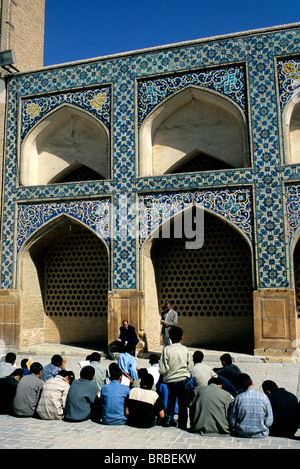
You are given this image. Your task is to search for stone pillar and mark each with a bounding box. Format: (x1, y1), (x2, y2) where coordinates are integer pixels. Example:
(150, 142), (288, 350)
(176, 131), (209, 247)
(0, 289), (21, 351)
(108, 290), (145, 356)
(253, 289), (298, 359)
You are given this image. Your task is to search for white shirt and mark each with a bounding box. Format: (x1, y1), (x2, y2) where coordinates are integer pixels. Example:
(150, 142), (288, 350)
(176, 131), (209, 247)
(0, 362), (16, 378)
(147, 364), (160, 385)
(192, 363), (217, 387)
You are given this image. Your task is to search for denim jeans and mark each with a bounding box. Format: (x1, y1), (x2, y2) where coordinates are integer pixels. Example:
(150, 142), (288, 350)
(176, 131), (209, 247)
(166, 379), (190, 429)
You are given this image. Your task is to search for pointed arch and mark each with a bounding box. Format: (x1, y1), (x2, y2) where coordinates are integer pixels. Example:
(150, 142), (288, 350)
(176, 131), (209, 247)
(139, 86), (249, 176)
(17, 215), (110, 347)
(140, 208), (254, 352)
(20, 104), (110, 186)
(282, 90), (300, 164)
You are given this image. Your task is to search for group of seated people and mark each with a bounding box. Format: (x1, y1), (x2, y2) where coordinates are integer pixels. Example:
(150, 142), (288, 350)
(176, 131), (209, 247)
(0, 335), (299, 438)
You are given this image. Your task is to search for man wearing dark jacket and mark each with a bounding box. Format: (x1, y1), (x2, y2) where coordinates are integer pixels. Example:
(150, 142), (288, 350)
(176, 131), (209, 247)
(0, 368), (24, 414)
(262, 380), (300, 438)
(116, 320), (138, 356)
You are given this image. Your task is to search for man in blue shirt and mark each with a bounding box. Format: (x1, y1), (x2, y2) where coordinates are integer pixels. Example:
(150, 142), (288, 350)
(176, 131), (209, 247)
(99, 366), (130, 425)
(41, 354), (67, 382)
(229, 373), (273, 438)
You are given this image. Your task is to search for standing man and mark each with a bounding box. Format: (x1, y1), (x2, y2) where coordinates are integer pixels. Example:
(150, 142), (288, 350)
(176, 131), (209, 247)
(116, 320), (139, 356)
(160, 300), (178, 346)
(159, 326), (192, 429)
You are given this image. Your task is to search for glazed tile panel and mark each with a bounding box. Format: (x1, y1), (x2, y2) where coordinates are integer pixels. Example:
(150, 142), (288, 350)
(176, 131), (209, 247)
(1, 25), (300, 290)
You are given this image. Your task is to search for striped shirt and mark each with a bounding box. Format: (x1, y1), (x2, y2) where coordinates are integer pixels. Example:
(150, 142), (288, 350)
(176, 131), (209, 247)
(229, 388), (273, 437)
(36, 374), (70, 420)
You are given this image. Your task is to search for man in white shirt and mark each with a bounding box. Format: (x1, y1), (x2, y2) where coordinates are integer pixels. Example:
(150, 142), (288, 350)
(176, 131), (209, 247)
(147, 354), (160, 385)
(192, 351), (217, 387)
(0, 353), (17, 378)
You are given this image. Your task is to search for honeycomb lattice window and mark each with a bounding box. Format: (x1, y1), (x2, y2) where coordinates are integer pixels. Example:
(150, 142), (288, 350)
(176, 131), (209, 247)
(45, 228), (109, 318)
(155, 213), (253, 317)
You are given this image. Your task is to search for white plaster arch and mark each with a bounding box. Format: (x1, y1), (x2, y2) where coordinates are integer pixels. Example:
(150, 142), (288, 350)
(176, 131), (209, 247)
(20, 104), (110, 186)
(139, 86), (249, 176)
(282, 90), (300, 164)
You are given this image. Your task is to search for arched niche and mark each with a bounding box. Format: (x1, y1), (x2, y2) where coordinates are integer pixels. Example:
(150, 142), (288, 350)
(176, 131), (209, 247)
(20, 105), (110, 186)
(282, 91), (300, 164)
(140, 209), (254, 352)
(139, 87), (249, 176)
(17, 215), (109, 347)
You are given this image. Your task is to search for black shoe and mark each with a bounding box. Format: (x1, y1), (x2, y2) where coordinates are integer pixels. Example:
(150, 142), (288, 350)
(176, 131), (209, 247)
(162, 417), (170, 427)
(169, 417), (177, 427)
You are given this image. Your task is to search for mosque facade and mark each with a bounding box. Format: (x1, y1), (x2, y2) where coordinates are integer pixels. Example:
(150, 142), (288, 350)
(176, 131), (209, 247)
(1, 22), (300, 358)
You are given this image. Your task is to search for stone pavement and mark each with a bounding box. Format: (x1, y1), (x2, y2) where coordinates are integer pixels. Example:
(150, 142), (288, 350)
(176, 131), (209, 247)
(1, 343), (300, 451)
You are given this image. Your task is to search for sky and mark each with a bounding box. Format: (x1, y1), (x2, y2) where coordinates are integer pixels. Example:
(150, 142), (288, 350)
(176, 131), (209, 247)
(43, 0), (300, 66)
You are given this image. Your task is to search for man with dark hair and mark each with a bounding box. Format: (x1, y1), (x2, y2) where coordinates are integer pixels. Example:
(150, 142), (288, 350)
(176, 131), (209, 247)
(98, 366), (130, 425)
(189, 377), (232, 435)
(214, 353), (242, 388)
(36, 369), (73, 420)
(89, 352), (107, 392)
(41, 354), (67, 382)
(192, 350), (217, 387)
(64, 366), (98, 422)
(160, 300), (178, 346)
(125, 374), (165, 428)
(0, 368), (24, 414)
(12, 362), (44, 417)
(116, 320), (139, 356)
(159, 326), (192, 429)
(262, 380), (300, 438)
(229, 373), (273, 438)
(147, 353), (160, 385)
(0, 352), (17, 378)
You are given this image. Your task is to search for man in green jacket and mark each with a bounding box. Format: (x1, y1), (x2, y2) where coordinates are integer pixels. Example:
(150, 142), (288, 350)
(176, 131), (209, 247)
(189, 377), (232, 435)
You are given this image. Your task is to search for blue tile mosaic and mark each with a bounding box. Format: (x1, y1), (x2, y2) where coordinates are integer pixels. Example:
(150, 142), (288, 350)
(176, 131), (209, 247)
(1, 24), (300, 291)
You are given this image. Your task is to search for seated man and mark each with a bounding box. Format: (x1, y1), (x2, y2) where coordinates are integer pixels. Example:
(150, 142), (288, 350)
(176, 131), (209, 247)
(115, 320), (138, 356)
(0, 353), (17, 378)
(89, 352), (107, 392)
(262, 380), (300, 438)
(12, 362), (44, 417)
(118, 346), (139, 382)
(131, 368), (156, 391)
(214, 353), (241, 388)
(98, 366), (130, 425)
(147, 354), (160, 385)
(189, 377), (232, 435)
(41, 354), (67, 382)
(36, 370), (73, 420)
(125, 374), (165, 428)
(192, 351), (217, 387)
(64, 366), (98, 422)
(0, 368), (24, 414)
(229, 373), (273, 438)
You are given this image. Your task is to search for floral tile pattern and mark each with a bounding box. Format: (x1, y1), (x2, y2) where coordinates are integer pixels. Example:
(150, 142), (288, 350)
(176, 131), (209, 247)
(1, 25), (300, 291)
